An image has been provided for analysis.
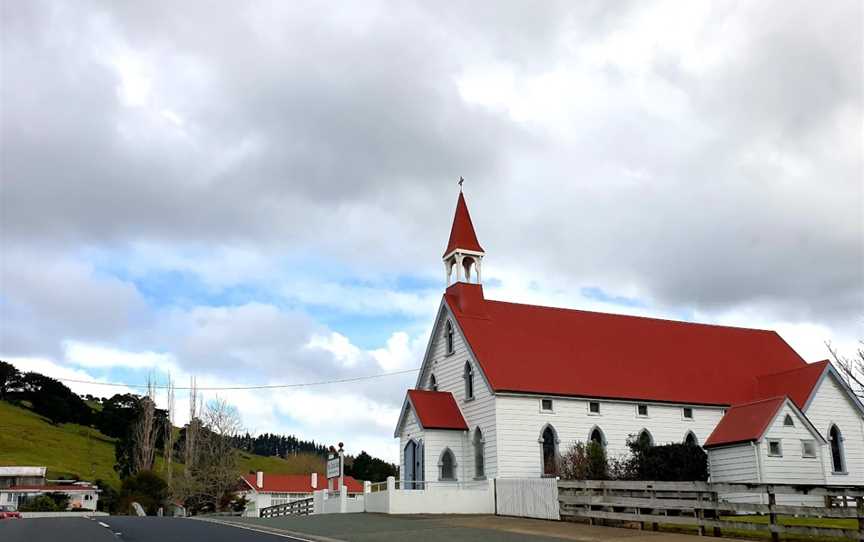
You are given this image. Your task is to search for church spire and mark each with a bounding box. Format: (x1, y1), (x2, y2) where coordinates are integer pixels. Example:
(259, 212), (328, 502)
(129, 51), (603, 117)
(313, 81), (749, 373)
(443, 190), (485, 287)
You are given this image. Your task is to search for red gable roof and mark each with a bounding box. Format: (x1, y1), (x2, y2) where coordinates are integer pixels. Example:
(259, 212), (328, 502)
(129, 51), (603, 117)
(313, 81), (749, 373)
(755, 360), (828, 409)
(443, 192), (484, 256)
(704, 397), (785, 447)
(445, 285), (808, 406)
(407, 389), (468, 430)
(241, 473), (363, 494)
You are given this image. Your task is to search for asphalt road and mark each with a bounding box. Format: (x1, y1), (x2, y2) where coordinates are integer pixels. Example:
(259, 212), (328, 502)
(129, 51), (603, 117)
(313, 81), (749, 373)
(0, 517), (304, 542)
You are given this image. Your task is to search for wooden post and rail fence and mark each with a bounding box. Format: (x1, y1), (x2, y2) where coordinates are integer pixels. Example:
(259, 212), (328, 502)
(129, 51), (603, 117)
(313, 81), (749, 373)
(558, 480), (864, 541)
(259, 497), (314, 518)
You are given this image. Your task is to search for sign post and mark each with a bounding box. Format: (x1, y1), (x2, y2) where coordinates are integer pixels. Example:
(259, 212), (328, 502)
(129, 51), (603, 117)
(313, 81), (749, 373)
(326, 442), (345, 491)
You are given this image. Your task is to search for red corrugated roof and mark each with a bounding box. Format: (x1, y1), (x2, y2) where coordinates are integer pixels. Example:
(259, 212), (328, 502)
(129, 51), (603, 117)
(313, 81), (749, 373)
(445, 284), (808, 406)
(704, 397), (785, 447)
(443, 192), (484, 256)
(407, 389), (468, 430)
(755, 360), (828, 409)
(241, 474), (363, 493)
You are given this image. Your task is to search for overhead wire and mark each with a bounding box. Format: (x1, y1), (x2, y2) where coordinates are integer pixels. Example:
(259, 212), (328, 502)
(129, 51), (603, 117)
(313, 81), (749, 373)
(55, 367), (421, 391)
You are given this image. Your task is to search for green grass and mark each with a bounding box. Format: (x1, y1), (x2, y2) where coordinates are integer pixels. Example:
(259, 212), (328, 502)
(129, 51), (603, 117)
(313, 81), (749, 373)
(0, 400), (326, 490)
(0, 400), (122, 486)
(726, 514), (857, 531)
(658, 514), (859, 542)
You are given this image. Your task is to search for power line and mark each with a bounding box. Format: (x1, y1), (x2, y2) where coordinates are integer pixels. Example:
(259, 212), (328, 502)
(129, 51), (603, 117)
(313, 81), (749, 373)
(56, 368), (420, 391)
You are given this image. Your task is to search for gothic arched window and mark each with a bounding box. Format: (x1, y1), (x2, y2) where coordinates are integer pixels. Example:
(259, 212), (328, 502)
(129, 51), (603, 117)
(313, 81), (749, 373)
(540, 425), (559, 476)
(829, 425), (845, 473)
(638, 429), (654, 447)
(684, 431), (698, 446)
(589, 426), (606, 447)
(445, 320), (454, 355)
(464, 362), (474, 400)
(429, 374), (437, 392)
(474, 428), (485, 478)
(439, 448), (456, 481)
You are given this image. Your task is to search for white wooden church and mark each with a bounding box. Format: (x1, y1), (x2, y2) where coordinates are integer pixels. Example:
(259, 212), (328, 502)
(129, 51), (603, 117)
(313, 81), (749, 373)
(395, 192), (863, 489)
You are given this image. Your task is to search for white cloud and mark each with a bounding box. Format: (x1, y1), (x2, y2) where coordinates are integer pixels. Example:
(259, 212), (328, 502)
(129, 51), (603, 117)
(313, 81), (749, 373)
(370, 332), (414, 371)
(64, 341), (178, 371)
(307, 332), (363, 367)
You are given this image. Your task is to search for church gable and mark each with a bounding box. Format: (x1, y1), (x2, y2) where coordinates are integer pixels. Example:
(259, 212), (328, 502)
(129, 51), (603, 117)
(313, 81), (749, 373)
(416, 300), (491, 401)
(802, 364), (864, 417)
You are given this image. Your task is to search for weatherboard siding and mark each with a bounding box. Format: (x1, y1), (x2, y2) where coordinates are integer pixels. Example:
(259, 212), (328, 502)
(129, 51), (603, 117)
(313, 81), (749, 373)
(707, 444), (762, 504)
(495, 395), (725, 478)
(424, 429), (468, 482)
(758, 402), (826, 486)
(416, 305), (497, 478)
(708, 444), (759, 482)
(804, 373), (864, 485)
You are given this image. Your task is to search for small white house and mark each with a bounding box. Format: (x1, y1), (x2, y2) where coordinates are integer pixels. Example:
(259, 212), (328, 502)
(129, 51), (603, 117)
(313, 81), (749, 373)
(0, 466), (99, 511)
(239, 472), (364, 516)
(394, 192), (864, 493)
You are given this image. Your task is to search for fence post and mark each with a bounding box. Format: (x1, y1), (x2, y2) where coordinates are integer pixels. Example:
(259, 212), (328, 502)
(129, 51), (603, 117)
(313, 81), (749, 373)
(696, 492), (705, 536)
(711, 488), (722, 538)
(651, 488), (658, 531)
(768, 488), (779, 542)
(856, 496), (863, 539)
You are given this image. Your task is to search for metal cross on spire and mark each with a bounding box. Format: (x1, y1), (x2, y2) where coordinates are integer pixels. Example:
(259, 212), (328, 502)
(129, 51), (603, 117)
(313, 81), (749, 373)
(458, 176), (464, 191)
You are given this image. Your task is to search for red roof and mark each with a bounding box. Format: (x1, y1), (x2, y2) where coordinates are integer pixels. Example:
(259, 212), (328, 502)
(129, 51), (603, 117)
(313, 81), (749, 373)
(445, 284), (808, 406)
(241, 473), (363, 494)
(443, 192), (484, 256)
(704, 397), (785, 447)
(755, 360), (828, 409)
(407, 389), (468, 430)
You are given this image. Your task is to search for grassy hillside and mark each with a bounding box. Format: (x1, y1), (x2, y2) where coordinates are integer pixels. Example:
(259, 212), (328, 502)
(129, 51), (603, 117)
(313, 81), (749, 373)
(0, 400), (325, 489)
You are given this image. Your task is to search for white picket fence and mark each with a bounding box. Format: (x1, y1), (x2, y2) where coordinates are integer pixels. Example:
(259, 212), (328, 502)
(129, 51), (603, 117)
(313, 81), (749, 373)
(495, 478), (560, 520)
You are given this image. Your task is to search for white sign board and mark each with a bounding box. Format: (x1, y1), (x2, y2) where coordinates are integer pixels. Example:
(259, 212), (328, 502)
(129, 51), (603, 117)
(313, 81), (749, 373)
(326, 456), (340, 479)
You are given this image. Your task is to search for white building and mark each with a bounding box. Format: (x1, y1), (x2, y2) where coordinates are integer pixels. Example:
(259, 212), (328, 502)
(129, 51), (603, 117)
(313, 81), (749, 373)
(395, 192), (864, 491)
(239, 471), (363, 516)
(0, 466), (99, 511)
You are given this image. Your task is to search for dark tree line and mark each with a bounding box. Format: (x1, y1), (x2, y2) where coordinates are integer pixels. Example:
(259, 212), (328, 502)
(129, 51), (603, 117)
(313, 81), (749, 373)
(231, 432), (329, 458)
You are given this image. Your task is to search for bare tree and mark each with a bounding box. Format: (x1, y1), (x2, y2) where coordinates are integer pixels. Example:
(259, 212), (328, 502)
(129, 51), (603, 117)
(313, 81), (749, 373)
(184, 376), (200, 476)
(162, 375), (175, 487)
(827, 340), (864, 399)
(183, 397), (244, 512)
(133, 376), (158, 473)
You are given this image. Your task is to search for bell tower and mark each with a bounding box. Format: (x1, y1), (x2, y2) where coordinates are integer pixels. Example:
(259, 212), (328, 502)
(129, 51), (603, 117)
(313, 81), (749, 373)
(443, 190), (485, 287)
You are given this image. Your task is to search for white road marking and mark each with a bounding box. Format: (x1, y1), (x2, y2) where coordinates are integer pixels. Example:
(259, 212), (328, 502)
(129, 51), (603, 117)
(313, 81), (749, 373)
(98, 522), (110, 528)
(191, 517), (331, 541)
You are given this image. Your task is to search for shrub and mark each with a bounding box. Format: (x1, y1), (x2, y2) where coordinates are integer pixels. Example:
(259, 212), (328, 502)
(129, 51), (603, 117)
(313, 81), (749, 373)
(560, 441), (609, 480)
(19, 493), (69, 512)
(120, 470), (168, 515)
(625, 436), (708, 481)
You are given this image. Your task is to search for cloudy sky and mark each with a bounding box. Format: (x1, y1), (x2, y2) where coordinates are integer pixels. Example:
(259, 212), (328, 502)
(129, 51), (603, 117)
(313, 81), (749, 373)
(2, 0), (862, 461)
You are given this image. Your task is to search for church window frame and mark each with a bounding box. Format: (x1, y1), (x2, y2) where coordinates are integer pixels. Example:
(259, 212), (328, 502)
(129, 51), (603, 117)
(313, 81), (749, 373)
(444, 320), (455, 356)
(464, 361), (474, 401)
